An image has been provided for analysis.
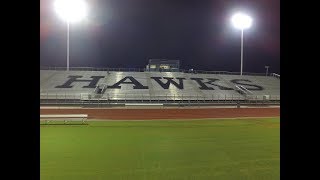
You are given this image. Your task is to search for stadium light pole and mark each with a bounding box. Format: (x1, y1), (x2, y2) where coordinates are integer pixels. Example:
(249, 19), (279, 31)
(231, 12), (252, 76)
(265, 65), (269, 76)
(54, 0), (88, 71)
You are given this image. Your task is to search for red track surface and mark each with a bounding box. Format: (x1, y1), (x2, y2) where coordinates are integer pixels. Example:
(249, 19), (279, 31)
(40, 107), (280, 120)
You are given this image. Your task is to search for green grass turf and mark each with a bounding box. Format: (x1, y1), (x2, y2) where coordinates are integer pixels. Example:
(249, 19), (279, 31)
(40, 118), (280, 180)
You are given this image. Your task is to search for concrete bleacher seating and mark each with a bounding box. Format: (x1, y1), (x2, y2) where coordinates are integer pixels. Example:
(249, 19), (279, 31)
(40, 70), (280, 102)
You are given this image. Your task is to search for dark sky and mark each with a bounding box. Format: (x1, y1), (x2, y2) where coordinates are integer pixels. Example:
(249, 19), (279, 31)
(40, 0), (279, 74)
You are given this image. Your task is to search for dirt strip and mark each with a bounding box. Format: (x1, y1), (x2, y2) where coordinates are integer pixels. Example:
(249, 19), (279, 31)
(40, 107), (280, 120)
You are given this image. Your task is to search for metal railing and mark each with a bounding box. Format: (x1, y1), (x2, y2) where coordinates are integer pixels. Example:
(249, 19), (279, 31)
(40, 92), (280, 106)
(40, 66), (271, 77)
(271, 73), (280, 79)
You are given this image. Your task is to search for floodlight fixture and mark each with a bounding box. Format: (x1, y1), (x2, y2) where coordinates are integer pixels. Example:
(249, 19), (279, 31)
(231, 12), (253, 75)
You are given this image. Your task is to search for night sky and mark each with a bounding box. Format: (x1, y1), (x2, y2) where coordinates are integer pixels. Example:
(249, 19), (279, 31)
(40, 0), (279, 74)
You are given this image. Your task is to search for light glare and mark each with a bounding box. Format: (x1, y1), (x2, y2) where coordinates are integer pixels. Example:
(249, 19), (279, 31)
(231, 13), (252, 30)
(54, 0), (88, 23)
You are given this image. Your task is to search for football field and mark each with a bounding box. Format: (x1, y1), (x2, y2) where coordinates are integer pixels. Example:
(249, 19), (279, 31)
(40, 118), (280, 180)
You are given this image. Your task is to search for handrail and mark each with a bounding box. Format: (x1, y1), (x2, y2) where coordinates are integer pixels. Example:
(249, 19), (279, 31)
(40, 66), (268, 76)
(271, 73), (280, 78)
(40, 92), (280, 101)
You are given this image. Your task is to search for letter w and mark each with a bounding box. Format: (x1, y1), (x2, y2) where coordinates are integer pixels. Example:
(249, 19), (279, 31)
(151, 77), (185, 89)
